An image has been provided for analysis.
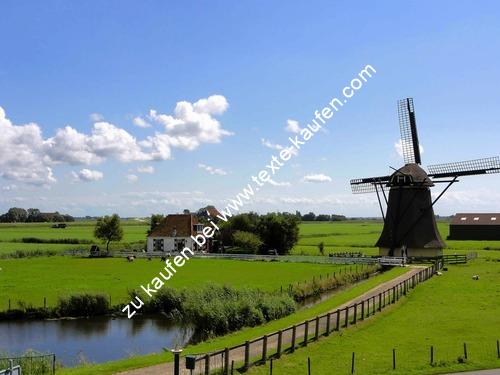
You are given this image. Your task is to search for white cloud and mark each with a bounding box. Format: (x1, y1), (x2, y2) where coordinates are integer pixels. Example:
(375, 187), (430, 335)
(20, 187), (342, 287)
(0, 96), (230, 185)
(285, 119), (302, 133)
(133, 117), (151, 128)
(136, 166), (155, 174)
(261, 138), (283, 151)
(0, 107), (56, 185)
(268, 179), (291, 187)
(394, 139), (424, 160)
(261, 138), (298, 156)
(148, 95), (232, 151)
(302, 174), (333, 183)
(1, 184), (17, 191)
(90, 113), (104, 122)
(198, 163), (227, 176)
(71, 169), (104, 182)
(126, 174), (139, 183)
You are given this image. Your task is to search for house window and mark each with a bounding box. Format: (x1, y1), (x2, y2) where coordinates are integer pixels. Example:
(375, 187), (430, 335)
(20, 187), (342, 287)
(460, 217), (467, 221)
(193, 224), (204, 232)
(153, 239), (164, 252)
(473, 217), (480, 221)
(492, 217), (497, 221)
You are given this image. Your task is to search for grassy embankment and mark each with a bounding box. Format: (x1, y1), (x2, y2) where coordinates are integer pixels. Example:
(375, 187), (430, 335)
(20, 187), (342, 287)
(58, 267), (409, 375)
(247, 256), (500, 375)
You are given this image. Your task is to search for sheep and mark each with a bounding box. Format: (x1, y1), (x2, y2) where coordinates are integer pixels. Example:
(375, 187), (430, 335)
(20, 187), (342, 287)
(472, 275), (480, 280)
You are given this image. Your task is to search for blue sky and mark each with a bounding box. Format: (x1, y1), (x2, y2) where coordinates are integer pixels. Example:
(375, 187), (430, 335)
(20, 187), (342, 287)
(1, 0), (499, 217)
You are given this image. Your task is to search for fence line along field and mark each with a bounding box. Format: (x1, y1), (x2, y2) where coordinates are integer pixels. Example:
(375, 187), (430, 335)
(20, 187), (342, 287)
(247, 258), (500, 375)
(0, 258), (352, 310)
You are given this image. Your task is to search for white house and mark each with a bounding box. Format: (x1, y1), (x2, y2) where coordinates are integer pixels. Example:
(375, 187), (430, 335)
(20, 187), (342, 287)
(147, 214), (207, 253)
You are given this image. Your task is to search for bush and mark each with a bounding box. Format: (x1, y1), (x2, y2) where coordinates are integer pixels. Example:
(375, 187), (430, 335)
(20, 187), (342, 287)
(58, 293), (109, 317)
(232, 231), (262, 254)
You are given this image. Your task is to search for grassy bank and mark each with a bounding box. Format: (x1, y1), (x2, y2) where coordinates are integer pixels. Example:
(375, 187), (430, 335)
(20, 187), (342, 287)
(247, 258), (500, 375)
(58, 267), (409, 375)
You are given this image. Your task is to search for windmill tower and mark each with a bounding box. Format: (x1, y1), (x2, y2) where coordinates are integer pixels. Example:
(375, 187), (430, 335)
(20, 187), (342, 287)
(350, 98), (500, 258)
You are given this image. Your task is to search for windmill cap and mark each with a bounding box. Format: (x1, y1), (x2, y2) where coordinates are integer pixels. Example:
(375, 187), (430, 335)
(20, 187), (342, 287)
(390, 163), (434, 187)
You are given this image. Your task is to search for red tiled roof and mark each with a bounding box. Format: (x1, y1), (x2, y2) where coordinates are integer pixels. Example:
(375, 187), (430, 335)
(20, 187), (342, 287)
(148, 214), (199, 237)
(451, 213), (500, 226)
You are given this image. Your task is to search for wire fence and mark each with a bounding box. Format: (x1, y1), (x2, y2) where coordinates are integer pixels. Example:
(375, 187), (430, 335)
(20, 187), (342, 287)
(184, 266), (437, 375)
(0, 354), (55, 375)
(298, 340), (500, 375)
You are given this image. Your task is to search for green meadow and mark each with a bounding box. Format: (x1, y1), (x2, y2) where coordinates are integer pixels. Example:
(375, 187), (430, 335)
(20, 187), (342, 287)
(2, 220), (500, 257)
(0, 221), (149, 255)
(0, 257), (349, 310)
(292, 221), (500, 256)
(247, 258), (500, 375)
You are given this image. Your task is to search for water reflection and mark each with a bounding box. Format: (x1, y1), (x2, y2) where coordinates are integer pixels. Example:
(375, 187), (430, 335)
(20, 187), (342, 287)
(0, 316), (192, 367)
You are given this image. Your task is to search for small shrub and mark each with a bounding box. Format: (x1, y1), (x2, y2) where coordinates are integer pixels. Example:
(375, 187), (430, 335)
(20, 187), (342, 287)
(58, 293), (109, 317)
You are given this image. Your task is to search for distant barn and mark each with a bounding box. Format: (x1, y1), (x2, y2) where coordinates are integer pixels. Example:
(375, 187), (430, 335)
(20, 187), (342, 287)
(448, 213), (500, 240)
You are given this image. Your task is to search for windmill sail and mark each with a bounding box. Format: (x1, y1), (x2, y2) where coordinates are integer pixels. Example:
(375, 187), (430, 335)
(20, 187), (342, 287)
(428, 157), (500, 178)
(398, 98), (422, 165)
(350, 175), (391, 194)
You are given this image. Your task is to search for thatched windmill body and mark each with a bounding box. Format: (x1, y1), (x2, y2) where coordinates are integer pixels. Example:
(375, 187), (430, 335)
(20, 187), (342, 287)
(350, 98), (500, 258)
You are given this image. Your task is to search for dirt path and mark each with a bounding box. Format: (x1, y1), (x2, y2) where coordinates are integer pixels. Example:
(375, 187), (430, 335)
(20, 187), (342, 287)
(117, 267), (423, 375)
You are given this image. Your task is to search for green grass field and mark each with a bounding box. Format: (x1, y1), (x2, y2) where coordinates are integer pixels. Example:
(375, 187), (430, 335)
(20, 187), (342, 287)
(2, 220), (500, 257)
(0, 221), (149, 255)
(0, 257), (351, 310)
(247, 258), (500, 375)
(292, 221), (500, 256)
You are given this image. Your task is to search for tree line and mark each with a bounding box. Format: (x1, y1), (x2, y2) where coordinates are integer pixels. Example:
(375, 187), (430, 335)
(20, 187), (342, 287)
(0, 207), (75, 223)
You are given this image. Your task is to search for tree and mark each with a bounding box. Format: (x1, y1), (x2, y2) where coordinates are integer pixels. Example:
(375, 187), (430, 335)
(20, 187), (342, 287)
(301, 212), (316, 221)
(233, 230), (263, 254)
(2, 207), (28, 222)
(257, 213), (299, 255)
(148, 214), (165, 235)
(94, 214), (123, 252)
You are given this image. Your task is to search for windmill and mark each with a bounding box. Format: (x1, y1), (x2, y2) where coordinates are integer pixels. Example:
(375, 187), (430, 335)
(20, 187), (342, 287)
(350, 98), (500, 258)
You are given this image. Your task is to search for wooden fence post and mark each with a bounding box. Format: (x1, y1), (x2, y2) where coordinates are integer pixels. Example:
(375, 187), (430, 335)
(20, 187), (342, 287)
(262, 335), (268, 363)
(366, 298), (370, 317)
(336, 309), (341, 331)
(344, 307), (349, 328)
(291, 325), (296, 353)
(277, 330), (283, 358)
(361, 300), (365, 320)
(353, 304), (357, 324)
(315, 316), (320, 340)
(392, 349), (396, 370)
(204, 354), (210, 375)
(351, 352), (355, 374)
(326, 312), (331, 336)
(304, 320), (309, 346)
(372, 296), (376, 315)
(378, 293), (382, 311)
(463, 342), (467, 359)
(244, 341), (250, 370)
(430, 345), (434, 365)
(224, 348), (230, 375)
